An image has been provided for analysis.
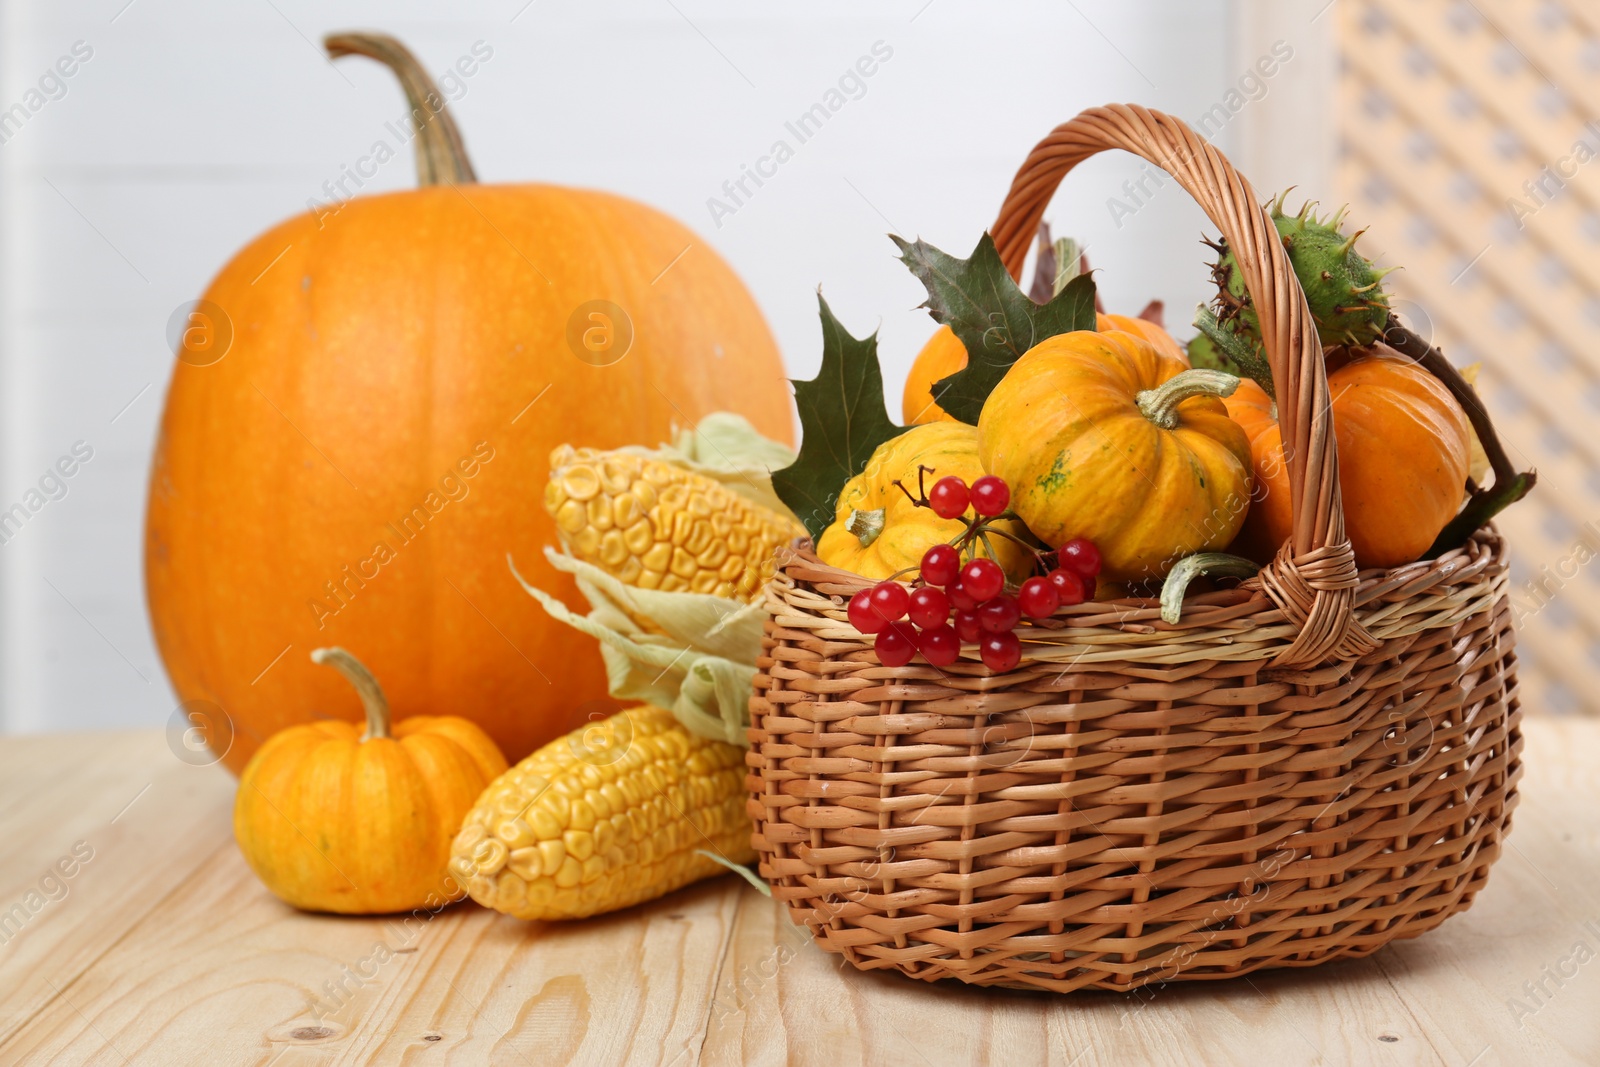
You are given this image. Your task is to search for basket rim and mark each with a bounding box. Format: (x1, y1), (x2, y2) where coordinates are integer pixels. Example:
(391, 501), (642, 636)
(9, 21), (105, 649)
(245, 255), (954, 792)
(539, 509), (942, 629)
(769, 526), (1507, 669)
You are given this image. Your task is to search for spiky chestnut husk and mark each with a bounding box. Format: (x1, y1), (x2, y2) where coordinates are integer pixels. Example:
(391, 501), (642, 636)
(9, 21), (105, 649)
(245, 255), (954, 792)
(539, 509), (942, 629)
(1208, 193), (1395, 355)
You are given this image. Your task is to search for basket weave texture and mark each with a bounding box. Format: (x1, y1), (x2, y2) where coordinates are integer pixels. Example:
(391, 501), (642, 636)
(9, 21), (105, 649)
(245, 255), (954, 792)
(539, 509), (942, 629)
(745, 104), (1523, 993)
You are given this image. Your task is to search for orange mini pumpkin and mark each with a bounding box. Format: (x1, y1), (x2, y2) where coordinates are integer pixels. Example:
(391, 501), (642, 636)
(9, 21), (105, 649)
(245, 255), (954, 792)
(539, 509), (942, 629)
(233, 648), (508, 914)
(901, 314), (1187, 424)
(1225, 346), (1471, 569)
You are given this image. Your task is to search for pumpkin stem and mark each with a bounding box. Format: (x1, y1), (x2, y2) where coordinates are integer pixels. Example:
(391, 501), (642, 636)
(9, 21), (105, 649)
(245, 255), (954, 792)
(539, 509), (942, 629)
(1135, 369), (1240, 429)
(1160, 552), (1261, 624)
(324, 33), (477, 187)
(845, 508), (886, 547)
(311, 647), (393, 741)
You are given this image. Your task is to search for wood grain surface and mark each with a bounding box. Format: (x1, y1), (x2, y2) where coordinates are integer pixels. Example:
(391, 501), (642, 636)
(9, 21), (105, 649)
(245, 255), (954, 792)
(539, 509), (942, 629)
(0, 719), (1595, 1066)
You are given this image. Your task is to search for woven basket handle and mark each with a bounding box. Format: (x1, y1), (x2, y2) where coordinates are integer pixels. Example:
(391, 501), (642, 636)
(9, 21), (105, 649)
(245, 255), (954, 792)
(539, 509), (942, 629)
(990, 104), (1373, 667)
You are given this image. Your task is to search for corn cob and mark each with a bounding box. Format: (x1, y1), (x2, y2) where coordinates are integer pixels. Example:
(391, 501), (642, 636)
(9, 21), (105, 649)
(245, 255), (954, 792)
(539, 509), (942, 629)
(477, 436), (787, 920)
(544, 445), (801, 601)
(449, 705), (753, 920)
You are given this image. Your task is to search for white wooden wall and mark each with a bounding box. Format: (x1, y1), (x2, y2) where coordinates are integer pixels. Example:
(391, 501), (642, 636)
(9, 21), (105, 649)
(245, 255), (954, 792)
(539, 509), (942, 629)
(0, 0), (1297, 734)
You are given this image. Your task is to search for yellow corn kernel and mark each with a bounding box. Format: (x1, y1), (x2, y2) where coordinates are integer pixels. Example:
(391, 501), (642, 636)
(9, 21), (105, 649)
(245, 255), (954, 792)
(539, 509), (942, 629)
(669, 546), (698, 580)
(506, 847), (542, 881)
(449, 706), (753, 921)
(495, 872), (526, 910)
(598, 529), (628, 569)
(554, 856), (583, 889)
(544, 445), (801, 604)
(527, 804), (562, 841)
(537, 838), (566, 878)
(495, 818), (536, 850)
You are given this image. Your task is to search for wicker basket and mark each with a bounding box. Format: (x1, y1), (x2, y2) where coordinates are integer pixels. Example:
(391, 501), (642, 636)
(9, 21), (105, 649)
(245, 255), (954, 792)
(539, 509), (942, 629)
(745, 104), (1523, 993)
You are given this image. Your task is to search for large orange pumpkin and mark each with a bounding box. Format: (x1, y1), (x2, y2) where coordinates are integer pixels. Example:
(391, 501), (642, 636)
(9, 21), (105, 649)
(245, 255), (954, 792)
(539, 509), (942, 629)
(145, 34), (791, 774)
(1225, 345), (1471, 569)
(901, 314), (1186, 424)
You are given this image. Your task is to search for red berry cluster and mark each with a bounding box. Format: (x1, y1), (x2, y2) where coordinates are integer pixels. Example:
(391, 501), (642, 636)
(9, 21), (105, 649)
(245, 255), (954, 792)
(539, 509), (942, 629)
(846, 473), (1103, 672)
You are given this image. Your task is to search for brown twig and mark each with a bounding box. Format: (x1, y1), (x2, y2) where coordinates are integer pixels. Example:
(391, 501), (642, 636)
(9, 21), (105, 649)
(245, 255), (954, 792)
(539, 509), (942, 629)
(1379, 314), (1536, 556)
(1026, 221), (1104, 311)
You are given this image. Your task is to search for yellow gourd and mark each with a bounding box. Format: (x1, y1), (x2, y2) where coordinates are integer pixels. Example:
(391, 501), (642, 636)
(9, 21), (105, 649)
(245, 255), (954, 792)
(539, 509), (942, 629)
(817, 422), (1031, 581)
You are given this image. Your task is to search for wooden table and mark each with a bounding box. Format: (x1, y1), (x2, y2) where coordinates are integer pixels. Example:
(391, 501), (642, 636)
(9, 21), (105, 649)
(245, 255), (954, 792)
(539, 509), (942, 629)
(0, 718), (1595, 1066)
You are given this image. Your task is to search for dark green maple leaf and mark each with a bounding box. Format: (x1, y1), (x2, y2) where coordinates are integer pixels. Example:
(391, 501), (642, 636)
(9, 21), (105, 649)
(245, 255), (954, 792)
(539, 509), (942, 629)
(892, 232), (1098, 424)
(772, 293), (904, 542)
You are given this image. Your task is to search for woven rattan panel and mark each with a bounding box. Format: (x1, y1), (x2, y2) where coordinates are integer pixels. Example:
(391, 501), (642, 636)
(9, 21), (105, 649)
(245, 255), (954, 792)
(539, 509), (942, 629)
(1338, 0), (1600, 715)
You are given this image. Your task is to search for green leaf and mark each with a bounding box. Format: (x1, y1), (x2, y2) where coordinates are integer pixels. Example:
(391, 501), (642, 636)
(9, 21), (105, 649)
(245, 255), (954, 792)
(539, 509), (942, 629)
(771, 294), (905, 541)
(892, 232), (1098, 424)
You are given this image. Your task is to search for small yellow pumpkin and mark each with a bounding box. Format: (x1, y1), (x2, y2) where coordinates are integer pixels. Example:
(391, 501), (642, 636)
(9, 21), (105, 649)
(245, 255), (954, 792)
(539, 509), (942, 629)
(978, 330), (1252, 582)
(817, 423), (1031, 581)
(233, 647), (508, 914)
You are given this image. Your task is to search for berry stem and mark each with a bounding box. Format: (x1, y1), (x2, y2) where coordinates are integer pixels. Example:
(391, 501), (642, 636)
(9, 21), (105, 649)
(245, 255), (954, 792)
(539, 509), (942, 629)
(978, 530), (1000, 569)
(893, 466), (951, 509)
(893, 471), (1058, 587)
(970, 522), (1054, 570)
